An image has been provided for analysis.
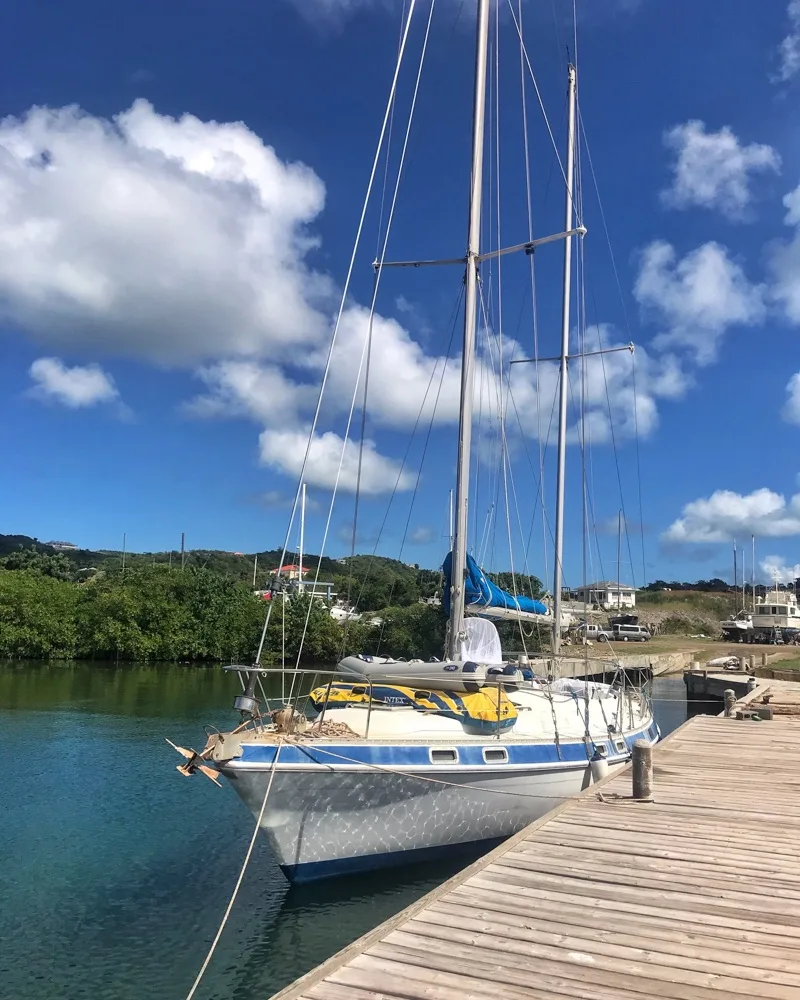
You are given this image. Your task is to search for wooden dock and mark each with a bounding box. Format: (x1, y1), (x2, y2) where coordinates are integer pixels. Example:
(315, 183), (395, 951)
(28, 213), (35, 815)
(272, 713), (800, 1000)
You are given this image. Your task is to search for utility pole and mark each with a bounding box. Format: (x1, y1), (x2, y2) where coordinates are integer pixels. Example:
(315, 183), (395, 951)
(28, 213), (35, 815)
(181, 532), (185, 572)
(121, 532), (127, 580)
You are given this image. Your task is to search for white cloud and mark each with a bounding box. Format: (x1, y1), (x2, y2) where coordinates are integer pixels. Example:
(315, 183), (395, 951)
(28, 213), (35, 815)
(258, 427), (414, 495)
(191, 317), (675, 452)
(567, 330), (690, 443)
(664, 488), (800, 543)
(287, 0), (383, 22)
(761, 555), (800, 584)
(409, 525), (435, 545)
(766, 182), (800, 324)
(774, 0), (800, 83)
(186, 361), (314, 426)
(2, 98), (679, 497)
(257, 489), (321, 512)
(760, 556), (800, 583)
(28, 356), (119, 409)
(0, 100), (332, 364)
(328, 306), (463, 429)
(634, 241), (765, 364)
(783, 372), (800, 424)
(661, 121), (779, 220)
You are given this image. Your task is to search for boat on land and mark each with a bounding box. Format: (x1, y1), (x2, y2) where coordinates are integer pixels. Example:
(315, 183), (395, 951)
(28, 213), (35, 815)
(170, 0), (656, 882)
(721, 589), (800, 644)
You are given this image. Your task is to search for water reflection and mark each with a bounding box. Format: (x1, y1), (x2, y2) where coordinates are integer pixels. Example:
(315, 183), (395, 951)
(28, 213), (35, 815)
(0, 661), (691, 1000)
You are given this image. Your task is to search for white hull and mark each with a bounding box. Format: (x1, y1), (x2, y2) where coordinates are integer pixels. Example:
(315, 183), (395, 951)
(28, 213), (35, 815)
(219, 727), (656, 882)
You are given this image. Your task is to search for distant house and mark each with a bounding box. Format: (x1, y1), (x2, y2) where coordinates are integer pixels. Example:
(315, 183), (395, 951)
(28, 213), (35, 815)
(46, 540), (78, 551)
(256, 578), (336, 602)
(573, 581), (637, 610)
(268, 563), (310, 582)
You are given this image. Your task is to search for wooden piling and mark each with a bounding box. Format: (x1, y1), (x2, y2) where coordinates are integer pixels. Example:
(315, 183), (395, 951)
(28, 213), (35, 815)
(631, 739), (653, 801)
(724, 687), (736, 717)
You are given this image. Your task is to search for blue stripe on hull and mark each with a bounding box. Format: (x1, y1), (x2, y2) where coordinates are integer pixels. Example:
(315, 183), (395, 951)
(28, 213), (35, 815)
(280, 837), (507, 884)
(239, 721), (659, 769)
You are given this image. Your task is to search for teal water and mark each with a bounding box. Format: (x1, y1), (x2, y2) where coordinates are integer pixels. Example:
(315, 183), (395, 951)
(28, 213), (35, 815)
(0, 664), (688, 1000)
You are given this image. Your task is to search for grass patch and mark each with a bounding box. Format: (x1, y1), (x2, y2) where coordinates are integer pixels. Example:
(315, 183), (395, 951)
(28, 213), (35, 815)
(638, 590), (737, 616)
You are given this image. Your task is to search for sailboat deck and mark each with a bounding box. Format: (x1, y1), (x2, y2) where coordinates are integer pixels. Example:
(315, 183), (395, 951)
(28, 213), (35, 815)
(271, 713), (800, 1000)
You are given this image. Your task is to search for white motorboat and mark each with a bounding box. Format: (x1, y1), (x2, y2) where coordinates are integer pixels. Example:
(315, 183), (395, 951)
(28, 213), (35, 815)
(720, 610), (754, 641)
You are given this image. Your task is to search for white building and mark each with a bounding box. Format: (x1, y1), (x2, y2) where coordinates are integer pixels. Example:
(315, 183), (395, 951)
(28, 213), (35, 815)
(573, 581), (637, 610)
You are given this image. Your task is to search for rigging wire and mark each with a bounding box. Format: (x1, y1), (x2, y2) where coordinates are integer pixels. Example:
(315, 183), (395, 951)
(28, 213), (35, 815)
(352, 283), (464, 614)
(345, 0), (412, 621)
(374, 301), (466, 655)
(631, 352), (648, 586)
(516, 0), (550, 600)
(253, 0), (420, 668)
(578, 108), (647, 586)
(507, 0), (582, 226)
(374, 0), (409, 261)
(572, 23), (594, 719)
(345, 0), (439, 642)
(289, 0), (435, 689)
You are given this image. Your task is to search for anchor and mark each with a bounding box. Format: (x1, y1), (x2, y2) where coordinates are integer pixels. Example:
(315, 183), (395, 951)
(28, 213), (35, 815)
(165, 738), (221, 786)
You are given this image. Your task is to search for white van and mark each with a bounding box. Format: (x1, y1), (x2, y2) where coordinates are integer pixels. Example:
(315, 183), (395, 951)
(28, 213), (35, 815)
(612, 624), (650, 642)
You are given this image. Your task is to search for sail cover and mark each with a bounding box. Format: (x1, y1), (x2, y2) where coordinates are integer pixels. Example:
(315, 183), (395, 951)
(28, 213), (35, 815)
(443, 552), (548, 618)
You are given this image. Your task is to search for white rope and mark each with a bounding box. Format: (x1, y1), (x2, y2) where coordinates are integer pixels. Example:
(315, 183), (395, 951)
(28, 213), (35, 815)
(290, 0), (436, 686)
(183, 741), (282, 1000)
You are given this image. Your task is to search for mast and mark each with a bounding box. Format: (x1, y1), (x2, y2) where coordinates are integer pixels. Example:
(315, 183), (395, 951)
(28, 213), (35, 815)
(298, 482), (306, 594)
(733, 539), (737, 601)
(447, 0), (491, 660)
(551, 63), (578, 656)
(448, 489), (454, 551)
(617, 510), (622, 612)
(741, 545), (746, 610)
(752, 535), (756, 612)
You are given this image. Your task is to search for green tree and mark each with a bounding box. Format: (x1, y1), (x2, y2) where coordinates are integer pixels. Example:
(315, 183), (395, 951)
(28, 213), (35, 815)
(0, 569), (78, 658)
(1, 547), (76, 581)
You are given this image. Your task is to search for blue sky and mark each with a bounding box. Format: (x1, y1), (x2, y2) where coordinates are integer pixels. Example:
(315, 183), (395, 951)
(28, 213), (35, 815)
(2, 0), (800, 591)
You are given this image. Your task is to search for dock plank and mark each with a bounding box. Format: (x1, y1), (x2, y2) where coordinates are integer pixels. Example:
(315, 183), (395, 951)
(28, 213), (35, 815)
(270, 715), (800, 1000)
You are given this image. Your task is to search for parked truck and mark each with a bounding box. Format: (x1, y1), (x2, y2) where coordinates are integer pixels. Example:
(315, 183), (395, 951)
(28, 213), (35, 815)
(574, 623), (613, 643)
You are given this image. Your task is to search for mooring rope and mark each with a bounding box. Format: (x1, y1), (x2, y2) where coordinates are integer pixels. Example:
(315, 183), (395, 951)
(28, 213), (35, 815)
(183, 740), (283, 1000)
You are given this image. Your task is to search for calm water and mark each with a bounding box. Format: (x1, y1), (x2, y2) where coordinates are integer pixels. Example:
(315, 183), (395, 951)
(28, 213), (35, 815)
(0, 664), (688, 1000)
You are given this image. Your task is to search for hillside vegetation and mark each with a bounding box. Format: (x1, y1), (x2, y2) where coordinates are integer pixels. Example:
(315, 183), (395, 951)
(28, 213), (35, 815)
(0, 533), (757, 660)
(636, 589), (739, 636)
(0, 534), (545, 662)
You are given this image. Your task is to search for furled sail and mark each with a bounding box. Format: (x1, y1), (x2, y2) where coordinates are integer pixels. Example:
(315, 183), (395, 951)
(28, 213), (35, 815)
(442, 552), (548, 619)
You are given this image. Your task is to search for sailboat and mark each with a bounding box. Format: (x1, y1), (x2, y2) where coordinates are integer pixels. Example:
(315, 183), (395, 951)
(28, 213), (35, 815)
(170, 0), (657, 882)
